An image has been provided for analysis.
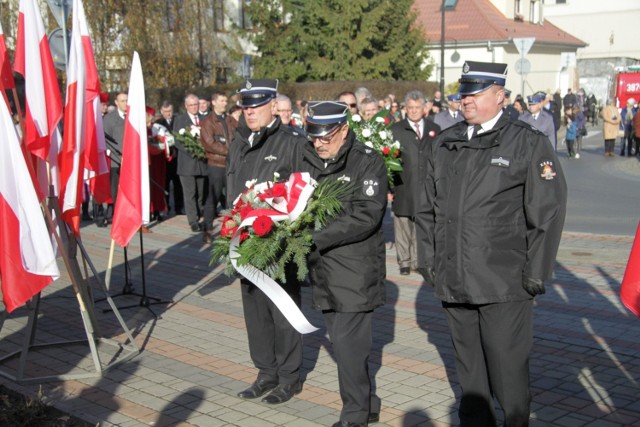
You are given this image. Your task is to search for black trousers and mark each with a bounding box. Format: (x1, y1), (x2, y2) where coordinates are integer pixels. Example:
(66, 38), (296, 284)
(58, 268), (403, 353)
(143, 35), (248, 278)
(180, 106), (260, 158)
(165, 156), (183, 213)
(443, 300), (533, 427)
(241, 278), (302, 385)
(324, 310), (381, 424)
(604, 139), (616, 154)
(203, 165), (226, 232)
(179, 175), (207, 227)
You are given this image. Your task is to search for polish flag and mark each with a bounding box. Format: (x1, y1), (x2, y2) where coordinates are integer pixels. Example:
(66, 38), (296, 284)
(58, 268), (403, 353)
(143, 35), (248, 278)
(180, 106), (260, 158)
(59, 0), (87, 235)
(0, 93), (60, 313)
(110, 52), (149, 247)
(14, 0), (63, 199)
(621, 222), (640, 317)
(77, 0), (110, 204)
(0, 21), (15, 91)
(14, 0), (63, 161)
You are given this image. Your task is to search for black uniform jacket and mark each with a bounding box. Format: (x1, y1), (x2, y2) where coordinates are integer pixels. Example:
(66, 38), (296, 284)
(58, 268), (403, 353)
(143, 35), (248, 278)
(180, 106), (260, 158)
(391, 118), (440, 217)
(227, 117), (306, 203)
(415, 113), (567, 304)
(295, 131), (388, 313)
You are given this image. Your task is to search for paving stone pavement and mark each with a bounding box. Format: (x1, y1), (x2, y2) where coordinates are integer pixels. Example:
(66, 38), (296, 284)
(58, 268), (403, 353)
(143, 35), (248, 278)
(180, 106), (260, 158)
(1, 211), (639, 427)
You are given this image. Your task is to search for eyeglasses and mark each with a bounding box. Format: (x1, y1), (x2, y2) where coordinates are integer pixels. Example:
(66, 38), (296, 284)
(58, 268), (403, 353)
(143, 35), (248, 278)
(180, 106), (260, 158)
(277, 109), (292, 113)
(308, 126), (343, 144)
(349, 103), (357, 108)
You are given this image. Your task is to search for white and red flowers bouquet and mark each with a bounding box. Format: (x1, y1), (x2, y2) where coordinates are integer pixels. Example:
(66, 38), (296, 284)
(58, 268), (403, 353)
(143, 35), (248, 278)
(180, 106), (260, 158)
(348, 111), (402, 185)
(173, 124), (205, 160)
(211, 172), (349, 283)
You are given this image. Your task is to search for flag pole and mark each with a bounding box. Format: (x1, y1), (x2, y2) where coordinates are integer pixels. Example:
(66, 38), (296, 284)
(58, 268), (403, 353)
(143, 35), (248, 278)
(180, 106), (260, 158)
(10, 88), (25, 137)
(105, 239), (116, 291)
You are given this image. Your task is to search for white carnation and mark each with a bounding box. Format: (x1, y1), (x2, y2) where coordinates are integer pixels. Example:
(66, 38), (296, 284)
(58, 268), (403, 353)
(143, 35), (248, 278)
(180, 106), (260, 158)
(362, 128), (372, 138)
(379, 130), (387, 139)
(364, 141), (374, 148)
(352, 114), (362, 123)
(245, 179), (258, 188)
(190, 126), (201, 137)
(179, 128), (186, 135)
(375, 117), (385, 123)
(393, 141), (401, 149)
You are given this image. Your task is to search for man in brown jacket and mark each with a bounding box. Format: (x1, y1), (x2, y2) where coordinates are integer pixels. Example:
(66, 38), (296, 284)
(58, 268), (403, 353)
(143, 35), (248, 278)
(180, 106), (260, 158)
(600, 99), (621, 157)
(200, 90), (238, 243)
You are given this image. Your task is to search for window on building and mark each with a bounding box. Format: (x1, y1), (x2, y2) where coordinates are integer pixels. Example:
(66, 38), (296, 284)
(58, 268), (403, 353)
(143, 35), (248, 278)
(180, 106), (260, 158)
(530, 0), (542, 23)
(215, 67), (229, 84)
(166, 0), (183, 32)
(213, 0), (224, 32)
(241, 0), (253, 30)
(514, 0), (521, 14)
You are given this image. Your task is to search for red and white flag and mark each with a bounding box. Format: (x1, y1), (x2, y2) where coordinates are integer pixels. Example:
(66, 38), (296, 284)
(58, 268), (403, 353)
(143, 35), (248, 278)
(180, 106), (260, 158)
(0, 21), (15, 92)
(59, 0), (87, 235)
(621, 222), (640, 317)
(77, 0), (110, 204)
(0, 92), (60, 313)
(110, 52), (149, 247)
(14, 0), (63, 196)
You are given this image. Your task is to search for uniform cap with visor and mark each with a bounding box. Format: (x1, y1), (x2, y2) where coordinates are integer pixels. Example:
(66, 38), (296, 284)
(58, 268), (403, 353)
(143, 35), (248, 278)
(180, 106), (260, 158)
(447, 93), (462, 102)
(305, 101), (349, 138)
(458, 61), (508, 95)
(237, 79), (278, 108)
(527, 91), (547, 105)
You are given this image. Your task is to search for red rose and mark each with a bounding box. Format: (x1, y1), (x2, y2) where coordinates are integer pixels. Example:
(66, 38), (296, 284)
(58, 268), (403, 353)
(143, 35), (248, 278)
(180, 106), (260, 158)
(258, 182), (288, 201)
(252, 215), (274, 237)
(239, 229), (250, 242)
(393, 149), (400, 158)
(271, 183), (287, 198)
(240, 205), (253, 220)
(220, 219), (237, 237)
(382, 146), (390, 155)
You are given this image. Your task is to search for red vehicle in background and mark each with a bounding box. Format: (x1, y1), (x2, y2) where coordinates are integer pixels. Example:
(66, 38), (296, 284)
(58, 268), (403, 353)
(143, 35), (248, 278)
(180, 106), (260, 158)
(612, 67), (640, 108)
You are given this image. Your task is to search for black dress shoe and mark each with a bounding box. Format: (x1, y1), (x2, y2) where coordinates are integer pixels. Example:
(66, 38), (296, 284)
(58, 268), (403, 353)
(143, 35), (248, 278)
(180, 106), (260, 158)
(400, 267), (410, 275)
(237, 379), (277, 399)
(202, 233), (214, 244)
(368, 412), (380, 423)
(261, 382), (302, 404)
(332, 421), (367, 427)
(190, 223), (200, 233)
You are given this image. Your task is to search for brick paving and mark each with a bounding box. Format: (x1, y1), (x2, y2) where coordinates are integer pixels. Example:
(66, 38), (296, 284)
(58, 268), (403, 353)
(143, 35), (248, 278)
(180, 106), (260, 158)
(1, 211), (639, 427)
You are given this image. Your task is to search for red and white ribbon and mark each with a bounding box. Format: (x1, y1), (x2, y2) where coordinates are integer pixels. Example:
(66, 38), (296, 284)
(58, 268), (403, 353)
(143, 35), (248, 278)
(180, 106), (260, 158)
(230, 172), (319, 334)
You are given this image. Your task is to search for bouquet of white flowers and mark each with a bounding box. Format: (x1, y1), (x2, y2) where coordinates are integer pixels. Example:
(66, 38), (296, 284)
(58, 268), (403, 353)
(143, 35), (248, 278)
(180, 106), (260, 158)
(173, 125), (205, 160)
(348, 111), (402, 185)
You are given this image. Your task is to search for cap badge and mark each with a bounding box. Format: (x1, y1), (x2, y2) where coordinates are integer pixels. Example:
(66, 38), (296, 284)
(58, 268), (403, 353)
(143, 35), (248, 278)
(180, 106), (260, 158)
(307, 106), (315, 118)
(245, 81), (252, 90)
(463, 62), (470, 73)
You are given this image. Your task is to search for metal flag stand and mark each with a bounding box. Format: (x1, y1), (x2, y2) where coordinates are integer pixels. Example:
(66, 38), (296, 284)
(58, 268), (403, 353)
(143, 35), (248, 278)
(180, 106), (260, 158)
(102, 228), (172, 318)
(0, 196), (140, 384)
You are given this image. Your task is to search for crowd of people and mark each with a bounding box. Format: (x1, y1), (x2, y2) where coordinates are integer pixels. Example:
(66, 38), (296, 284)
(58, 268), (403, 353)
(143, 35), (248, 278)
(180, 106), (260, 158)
(85, 59), (640, 425)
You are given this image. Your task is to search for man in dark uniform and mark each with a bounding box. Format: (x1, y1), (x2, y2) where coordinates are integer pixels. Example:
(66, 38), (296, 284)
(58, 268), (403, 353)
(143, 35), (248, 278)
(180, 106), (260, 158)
(520, 91), (557, 150)
(415, 61), (567, 426)
(502, 89), (519, 121)
(434, 93), (464, 130)
(228, 79), (306, 405)
(391, 91), (440, 275)
(297, 101), (387, 427)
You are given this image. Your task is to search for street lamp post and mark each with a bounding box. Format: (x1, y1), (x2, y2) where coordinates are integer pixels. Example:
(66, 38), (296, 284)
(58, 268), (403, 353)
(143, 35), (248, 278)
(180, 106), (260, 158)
(440, 0), (445, 96)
